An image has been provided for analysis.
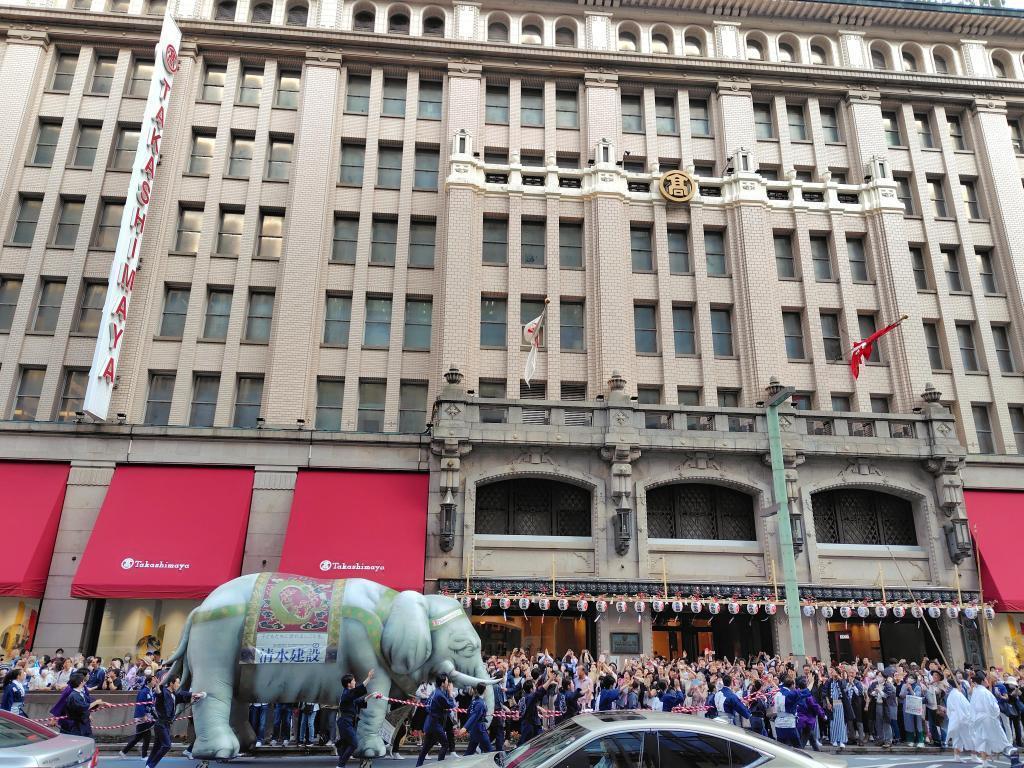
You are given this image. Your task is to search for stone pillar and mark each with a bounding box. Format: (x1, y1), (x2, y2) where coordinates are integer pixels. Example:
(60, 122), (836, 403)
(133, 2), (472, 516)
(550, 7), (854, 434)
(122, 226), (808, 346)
(263, 52), (342, 424)
(959, 39), (991, 78)
(452, 1), (480, 40)
(241, 467), (296, 574)
(34, 462), (114, 654)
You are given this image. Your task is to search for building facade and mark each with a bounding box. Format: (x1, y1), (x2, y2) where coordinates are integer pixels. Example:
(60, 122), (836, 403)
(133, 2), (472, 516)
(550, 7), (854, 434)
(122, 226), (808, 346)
(0, 0), (1022, 664)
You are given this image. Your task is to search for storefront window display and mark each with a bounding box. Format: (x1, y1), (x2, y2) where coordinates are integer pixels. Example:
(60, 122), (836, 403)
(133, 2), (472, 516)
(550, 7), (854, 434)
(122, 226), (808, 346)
(94, 599), (196, 660)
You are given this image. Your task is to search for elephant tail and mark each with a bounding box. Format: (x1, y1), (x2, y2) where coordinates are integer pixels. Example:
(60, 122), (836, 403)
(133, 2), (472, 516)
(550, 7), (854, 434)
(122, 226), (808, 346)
(165, 607), (195, 688)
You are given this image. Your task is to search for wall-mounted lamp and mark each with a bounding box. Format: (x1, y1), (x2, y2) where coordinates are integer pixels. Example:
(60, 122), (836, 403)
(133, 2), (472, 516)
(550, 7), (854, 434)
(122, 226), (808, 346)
(945, 519), (972, 564)
(790, 511), (805, 554)
(439, 488), (456, 552)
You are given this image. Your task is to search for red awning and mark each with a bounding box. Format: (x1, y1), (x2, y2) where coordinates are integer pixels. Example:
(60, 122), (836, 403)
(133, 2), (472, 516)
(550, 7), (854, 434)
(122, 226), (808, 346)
(71, 466), (254, 600)
(279, 471), (428, 592)
(0, 463), (69, 597)
(966, 490), (1024, 612)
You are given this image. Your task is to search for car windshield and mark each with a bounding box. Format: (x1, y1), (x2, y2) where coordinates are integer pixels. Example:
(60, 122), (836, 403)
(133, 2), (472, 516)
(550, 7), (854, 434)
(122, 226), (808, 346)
(0, 713), (55, 747)
(504, 721), (587, 768)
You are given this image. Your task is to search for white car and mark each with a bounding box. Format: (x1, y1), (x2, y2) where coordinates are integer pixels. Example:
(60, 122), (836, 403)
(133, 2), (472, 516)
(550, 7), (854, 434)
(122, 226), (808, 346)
(0, 710), (97, 768)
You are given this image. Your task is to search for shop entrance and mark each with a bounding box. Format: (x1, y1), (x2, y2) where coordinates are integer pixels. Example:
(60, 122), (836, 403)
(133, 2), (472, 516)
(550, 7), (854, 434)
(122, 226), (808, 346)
(826, 615), (943, 665)
(472, 610), (594, 659)
(652, 613), (775, 660)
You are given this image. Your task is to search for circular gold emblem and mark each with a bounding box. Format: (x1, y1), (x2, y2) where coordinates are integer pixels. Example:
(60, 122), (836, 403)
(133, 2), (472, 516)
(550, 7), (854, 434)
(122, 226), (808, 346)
(658, 170), (697, 203)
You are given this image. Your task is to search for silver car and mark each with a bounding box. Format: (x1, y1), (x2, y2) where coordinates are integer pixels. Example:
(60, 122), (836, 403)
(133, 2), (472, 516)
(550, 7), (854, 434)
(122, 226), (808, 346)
(460, 711), (846, 768)
(0, 710), (96, 768)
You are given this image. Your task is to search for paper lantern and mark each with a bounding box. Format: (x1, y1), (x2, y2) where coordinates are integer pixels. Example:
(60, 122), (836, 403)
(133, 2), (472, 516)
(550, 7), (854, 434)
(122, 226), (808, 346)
(634, 600), (646, 614)
(802, 605), (816, 617)
(615, 601), (627, 613)
(499, 597), (511, 610)
(963, 606), (978, 620)
(595, 600), (607, 613)
(538, 598), (550, 611)
(893, 605), (906, 618)
(946, 606), (959, 619)
(461, 596), (472, 609)
(557, 598), (569, 611)
(820, 606), (834, 619)
(765, 603), (778, 615)
(577, 599), (590, 612)
(652, 600), (665, 613)
(927, 606), (941, 619)
(727, 601), (741, 615)
(839, 606), (853, 619)
(856, 606), (870, 618)
(984, 606), (996, 621)
(672, 600), (685, 613)
(708, 602), (721, 615)
(875, 605), (888, 618)
(911, 605), (923, 619)
(480, 597), (493, 610)
(689, 601), (702, 613)
(518, 598), (530, 611)
(746, 603), (759, 615)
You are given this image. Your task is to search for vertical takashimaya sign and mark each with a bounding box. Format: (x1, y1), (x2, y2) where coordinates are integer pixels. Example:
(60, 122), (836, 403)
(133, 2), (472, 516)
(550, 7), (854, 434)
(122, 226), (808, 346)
(82, 13), (182, 421)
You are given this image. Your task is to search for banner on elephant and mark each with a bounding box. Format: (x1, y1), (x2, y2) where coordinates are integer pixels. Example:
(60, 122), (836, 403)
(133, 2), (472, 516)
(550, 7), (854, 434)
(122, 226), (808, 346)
(240, 573), (344, 664)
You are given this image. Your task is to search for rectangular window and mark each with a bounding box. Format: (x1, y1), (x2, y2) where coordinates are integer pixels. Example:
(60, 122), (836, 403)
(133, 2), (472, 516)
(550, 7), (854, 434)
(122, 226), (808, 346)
(233, 375), (264, 428)
(216, 208), (244, 256)
(895, 176), (915, 215)
(1010, 406), (1024, 454)
(870, 395), (890, 413)
(559, 221), (583, 269)
(520, 299), (545, 347)
(485, 85), (509, 124)
(923, 321), (944, 370)
(820, 106), (841, 142)
(561, 300), (584, 351)
(915, 112), (934, 148)
(51, 52), (78, 92)
(1010, 118), (1024, 154)
(237, 67), (263, 106)
(227, 134), (254, 178)
(634, 304), (658, 354)
(480, 297), (507, 347)
(74, 281), (105, 335)
(12, 368), (45, 421)
(413, 147), (439, 190)
(782, 311), (805, 359)
(189, 374), (219, 427)
(323, 294), (351, 347)
(718, 389), (739, 408)
(753, 103), (774, 139)
(315, 378), (344, 431)
(398, 382), (428, 432)
(976, 250), (999, 294)
(32, 120), (62, 166)
(809, 236), (833, 281)
(159, 285), (190, 338)
(53, 198), (84, 248)
(203, 288), (232, 340)
(418, 80), (443, 120)
(257, 211), (284, 259)
(357, 381), (386, 433)
(947, 114), (967, 150)
(521, 219), (546, 266)
(621, 93), (643, 133)
(90, 56), (116, 95)
(521, 87), (544, 127)
(265, 137), (293, 180)
(143, 372), (175, 425)
(690, 98), (710, 137)
(858, 314), (881, 362)
(847, 237), (869, 282)
(187, 132), (215, 176)
(175, 206), (203, 254)
(370, 217), (397, 265)
(403, 298), (432, 351)
(972, 403), (995, 454)
(363, 296), (392, 347)
(126, 58), (153, 98)
(672, 306), (695, 355)
(630, 226), (653, 272)
(930, 177), (948, 217)
(555, 89), (578, 128)
(992, 324), (1016, 373)
(831, 394), (851, 412)
(956, 322), (979, 371)
(409, 219), (436, 267)
(345, 74), (370, 113)
(678, 388), (700, 406)
(56, 369), (88, 422)
(655, 96), (677, 135)
(0, 277), (22, 332)
(961, 178), (982, 219)
(72, 123), (100, 168)
(276, 70), (300, 108)
(244, 289), (274, 343)
(381, 78), (407, 117)
(33, 279), (65, 333)
(11, 196), (42, 245)
(882, 111), (902, 146)
(820, 312), (843, 361)
(910, 246), (931, 290)
(110, 125), (140, 171)
(704, 230), (726, 276)
(339, 142), (365, 186)
(665, 228), (690, 274)
(331, 215), (358, 264)
(482, 218), (508, 264)
(774, 234), (796, 279)
(201, 64), (226, 102)
(376, 145), (402, 188)
(787, 104), (807, 141)
(943, 247), (964, 292)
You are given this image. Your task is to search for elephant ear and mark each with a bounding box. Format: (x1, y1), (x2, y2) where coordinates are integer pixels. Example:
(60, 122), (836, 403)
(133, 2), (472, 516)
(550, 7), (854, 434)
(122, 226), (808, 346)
(381, 590), (431, 676)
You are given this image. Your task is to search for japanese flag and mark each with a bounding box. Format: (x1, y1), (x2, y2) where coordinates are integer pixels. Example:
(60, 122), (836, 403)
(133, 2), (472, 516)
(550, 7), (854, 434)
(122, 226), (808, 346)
(522, 308), (546, 386)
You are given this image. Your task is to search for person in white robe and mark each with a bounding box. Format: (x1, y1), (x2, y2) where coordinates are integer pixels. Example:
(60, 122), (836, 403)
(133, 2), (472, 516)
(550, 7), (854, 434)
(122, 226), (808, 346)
(945, 678), (973, 760)
(969, 673), (1011, 765)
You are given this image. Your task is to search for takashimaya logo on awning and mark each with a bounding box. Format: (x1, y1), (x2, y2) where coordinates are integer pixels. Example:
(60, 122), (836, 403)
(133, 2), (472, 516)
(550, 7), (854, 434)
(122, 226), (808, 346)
(120, 557), (191, 571)
(318, 560), (385, 573)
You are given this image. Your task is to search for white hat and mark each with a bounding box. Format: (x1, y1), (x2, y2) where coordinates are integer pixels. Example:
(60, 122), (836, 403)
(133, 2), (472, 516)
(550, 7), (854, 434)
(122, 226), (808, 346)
(1006, 677), (1018, 687)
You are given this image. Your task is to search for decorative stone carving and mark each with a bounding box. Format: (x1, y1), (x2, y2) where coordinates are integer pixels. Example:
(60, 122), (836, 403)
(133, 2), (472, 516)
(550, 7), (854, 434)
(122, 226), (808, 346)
(838, 457), (883, 478)
(514, 447), (553, 465)
(676, 452), (721, 471)
(601, 444), (641, 556)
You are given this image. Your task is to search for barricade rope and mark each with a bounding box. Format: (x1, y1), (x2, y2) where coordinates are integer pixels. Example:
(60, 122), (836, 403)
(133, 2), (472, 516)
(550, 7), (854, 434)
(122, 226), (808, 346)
(32, 700), (196, 732)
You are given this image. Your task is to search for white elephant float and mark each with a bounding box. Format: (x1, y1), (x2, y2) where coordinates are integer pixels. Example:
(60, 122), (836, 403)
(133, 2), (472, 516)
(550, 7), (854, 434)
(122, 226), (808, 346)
(165, 573), (493, 761)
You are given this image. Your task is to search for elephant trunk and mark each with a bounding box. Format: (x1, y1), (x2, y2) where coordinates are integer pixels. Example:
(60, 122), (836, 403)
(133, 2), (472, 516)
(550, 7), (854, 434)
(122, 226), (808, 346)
(448, 669), (497, 688)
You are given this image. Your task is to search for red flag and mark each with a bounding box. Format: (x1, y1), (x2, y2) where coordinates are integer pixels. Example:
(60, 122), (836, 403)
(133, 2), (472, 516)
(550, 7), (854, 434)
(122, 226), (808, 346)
(850, 314), (908, 379)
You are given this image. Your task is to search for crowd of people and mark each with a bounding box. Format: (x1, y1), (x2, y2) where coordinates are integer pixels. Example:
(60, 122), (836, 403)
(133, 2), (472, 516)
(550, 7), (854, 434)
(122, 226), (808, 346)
(0, 649), (167, 700)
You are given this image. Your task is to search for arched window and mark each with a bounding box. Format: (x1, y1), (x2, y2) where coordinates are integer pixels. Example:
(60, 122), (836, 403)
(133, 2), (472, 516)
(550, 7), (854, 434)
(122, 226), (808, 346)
(285, 2), (307, 26)
(488, 20), (508, 42)
(933, 52), (950, 74)
(215, 0), (235, 19)
(250, 2), (271, 23)
(388, 12), (409, 34)
(871, 47), (887, 70)
(618, 30), (638, 52)
(109, 0), (129, 11)
(555, 25), (575, 48)
(145, 0), (167, 15)
(778, 42), (795, 63)
(684, 35), (704, 57)
(812, 489), (917, 546)
(475, 478), (591, 537)
(646, 484), (756, 541)
(992, 55), (1009, 79)
(902, 51), (918, 72)
(810, 44), (828, 65)
(746, 39), (764, 60)
(651, 32), (671, 55)
(423, 14), (444, 37)
(521, 23), (542, 45)
(352, 8), (374, 31)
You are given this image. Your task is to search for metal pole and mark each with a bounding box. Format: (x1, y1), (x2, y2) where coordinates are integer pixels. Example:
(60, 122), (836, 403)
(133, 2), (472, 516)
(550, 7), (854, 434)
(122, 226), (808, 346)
(766, 397), (805, 656)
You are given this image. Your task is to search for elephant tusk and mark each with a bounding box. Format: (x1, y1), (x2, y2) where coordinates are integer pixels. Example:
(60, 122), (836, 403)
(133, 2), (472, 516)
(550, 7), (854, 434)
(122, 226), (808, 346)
(448, 670), (499, 687)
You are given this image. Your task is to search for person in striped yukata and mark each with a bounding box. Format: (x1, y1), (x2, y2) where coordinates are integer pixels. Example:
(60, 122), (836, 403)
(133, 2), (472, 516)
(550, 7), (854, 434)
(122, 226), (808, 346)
(827, 668), (850, 751)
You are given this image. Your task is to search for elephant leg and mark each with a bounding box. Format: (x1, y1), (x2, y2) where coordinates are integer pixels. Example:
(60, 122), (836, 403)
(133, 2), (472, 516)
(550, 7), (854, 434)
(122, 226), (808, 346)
(188, 621), (242, 760)
(355, 675), (391, 758)
(231, 699), (256, 753)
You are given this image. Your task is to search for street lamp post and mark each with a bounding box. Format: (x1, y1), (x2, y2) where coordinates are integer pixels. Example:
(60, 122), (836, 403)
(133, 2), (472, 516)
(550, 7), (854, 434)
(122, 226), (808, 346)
(764, 376), (805, 656)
